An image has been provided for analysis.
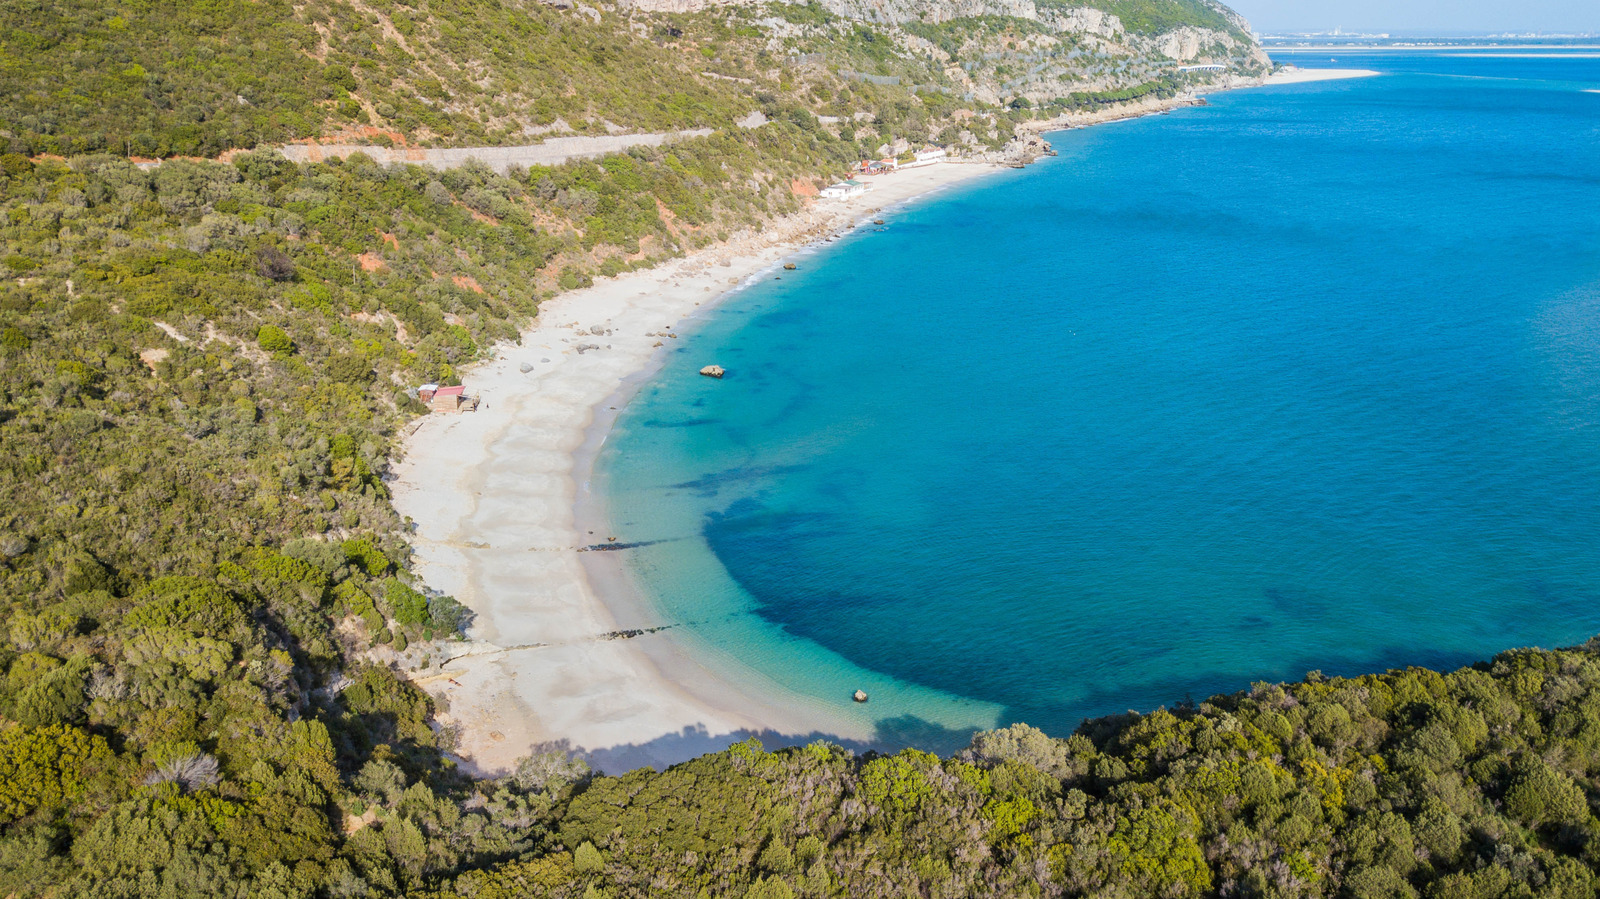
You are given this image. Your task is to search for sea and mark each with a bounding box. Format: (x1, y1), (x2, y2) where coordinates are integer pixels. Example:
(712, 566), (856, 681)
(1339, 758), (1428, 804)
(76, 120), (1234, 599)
(592, 48), (1600, 753)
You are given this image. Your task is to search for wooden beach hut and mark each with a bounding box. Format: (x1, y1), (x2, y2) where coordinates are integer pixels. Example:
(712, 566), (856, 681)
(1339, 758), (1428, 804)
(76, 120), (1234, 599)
(427, 385), (479, 413)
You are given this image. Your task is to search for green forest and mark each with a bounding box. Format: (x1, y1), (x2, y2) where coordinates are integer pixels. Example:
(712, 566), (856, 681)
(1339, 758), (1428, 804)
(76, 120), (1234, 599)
(7, 0), (1568, 897)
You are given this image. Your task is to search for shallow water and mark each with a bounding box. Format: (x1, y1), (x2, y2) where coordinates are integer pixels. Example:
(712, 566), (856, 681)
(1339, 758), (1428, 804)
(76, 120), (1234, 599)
(594, 51), (1600, 751)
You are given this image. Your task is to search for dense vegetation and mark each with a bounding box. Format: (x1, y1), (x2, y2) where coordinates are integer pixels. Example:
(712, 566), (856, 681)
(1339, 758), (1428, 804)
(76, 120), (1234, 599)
(431, 644), (1600, 898)
(0, 120), (854, 594)
(0, 121), (859, 893)
(0, 0), (768, 156)
(1, 0), (1263, 159)
(10, 522), (1600, 899)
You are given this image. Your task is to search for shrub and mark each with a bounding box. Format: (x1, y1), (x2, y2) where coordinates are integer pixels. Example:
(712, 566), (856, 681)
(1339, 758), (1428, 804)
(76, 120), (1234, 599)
(384, 580), (430, 627)
(573, 841), (604, 874)
(342, 538), (391, 577)
(255, 246), (296, 282)
(327, 354), (372, 383)
(256, 324), (293, 353)
(0, 724), (113, 824)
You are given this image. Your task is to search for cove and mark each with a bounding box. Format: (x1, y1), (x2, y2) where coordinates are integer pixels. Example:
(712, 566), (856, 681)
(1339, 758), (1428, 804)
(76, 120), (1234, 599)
(593, 51), (1600, 751)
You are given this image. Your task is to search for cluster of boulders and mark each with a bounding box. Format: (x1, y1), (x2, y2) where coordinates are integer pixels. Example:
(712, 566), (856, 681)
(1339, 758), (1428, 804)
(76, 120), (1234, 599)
(968, 132), (1057, 167)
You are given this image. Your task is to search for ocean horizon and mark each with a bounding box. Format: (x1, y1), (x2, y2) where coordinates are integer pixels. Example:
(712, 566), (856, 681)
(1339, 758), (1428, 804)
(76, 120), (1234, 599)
(594, 49), (1600, 752)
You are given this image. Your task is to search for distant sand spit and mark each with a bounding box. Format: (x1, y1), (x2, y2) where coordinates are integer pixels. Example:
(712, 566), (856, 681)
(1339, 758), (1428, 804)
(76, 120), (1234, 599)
(1264, 67), (1382, 85)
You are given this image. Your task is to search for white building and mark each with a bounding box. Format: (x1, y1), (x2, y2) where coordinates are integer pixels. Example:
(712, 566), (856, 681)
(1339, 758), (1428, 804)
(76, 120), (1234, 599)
(820, 179), (871, 199)
(902, 146), (948, 168)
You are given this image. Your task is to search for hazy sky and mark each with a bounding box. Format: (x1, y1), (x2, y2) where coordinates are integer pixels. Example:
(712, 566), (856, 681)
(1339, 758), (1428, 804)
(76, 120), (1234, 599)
(1226, 0), (1600, 34)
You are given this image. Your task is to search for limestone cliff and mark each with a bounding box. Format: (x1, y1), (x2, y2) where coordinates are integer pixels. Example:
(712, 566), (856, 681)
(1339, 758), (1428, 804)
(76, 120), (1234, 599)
(615, 0), (1269, 108)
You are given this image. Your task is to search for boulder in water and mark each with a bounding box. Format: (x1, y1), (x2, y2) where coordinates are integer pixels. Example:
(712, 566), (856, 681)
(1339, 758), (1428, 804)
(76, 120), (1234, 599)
(853, 689), (868, 703)
(700, 365), (725, 379)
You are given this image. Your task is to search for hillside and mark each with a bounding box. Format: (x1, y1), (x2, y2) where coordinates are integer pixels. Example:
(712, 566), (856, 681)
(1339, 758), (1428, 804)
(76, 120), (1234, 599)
(7, 1), (1537, 898)
(1, 0), (1266, 157)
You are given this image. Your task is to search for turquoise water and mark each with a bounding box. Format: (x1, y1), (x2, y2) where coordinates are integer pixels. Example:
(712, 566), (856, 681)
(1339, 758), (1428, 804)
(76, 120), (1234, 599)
(595, 51), (1600, 752)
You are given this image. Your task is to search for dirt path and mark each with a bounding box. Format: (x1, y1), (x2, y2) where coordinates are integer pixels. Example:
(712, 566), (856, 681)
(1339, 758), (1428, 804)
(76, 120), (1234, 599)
(278, 128), (715, 173)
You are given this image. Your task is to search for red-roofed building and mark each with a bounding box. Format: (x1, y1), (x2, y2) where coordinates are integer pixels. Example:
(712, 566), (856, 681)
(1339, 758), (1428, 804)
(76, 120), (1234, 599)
(423, 384), (478, 413)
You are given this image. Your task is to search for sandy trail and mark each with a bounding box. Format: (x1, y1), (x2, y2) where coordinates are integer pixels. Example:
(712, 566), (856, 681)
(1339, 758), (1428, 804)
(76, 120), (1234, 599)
(280, 128), (716, 173)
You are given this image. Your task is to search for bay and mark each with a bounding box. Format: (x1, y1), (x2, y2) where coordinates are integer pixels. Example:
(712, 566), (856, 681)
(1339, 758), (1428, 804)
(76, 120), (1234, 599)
(595, 51), (1600, 750)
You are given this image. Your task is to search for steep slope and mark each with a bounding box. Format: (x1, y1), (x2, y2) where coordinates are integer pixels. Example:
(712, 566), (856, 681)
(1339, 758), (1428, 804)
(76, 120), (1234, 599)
(0, 0), (1267, 158)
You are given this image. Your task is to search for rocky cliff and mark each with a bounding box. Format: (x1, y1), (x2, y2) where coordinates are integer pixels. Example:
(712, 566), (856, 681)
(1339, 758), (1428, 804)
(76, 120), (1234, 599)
(616, 0), (1269, 110)
(618, 0), (1265, 60)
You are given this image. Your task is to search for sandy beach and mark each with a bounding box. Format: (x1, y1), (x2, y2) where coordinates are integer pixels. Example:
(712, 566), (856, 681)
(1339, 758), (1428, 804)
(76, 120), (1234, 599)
(1263, 67), (1382, 85)
(392, 162), (1003, 775)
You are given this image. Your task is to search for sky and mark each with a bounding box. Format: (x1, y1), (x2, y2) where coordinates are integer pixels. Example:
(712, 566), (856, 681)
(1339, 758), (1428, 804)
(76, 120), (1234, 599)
(1225, 0), (1600, 34)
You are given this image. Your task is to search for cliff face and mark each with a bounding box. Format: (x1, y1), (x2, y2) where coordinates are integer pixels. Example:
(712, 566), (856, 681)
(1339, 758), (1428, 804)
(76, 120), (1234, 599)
(618, 0), (1260, 48)
(616, 0), (1269, 92)
(1140, 24), (1270, 65)
(1041, 6), (1122, 37)
(812, 0), (1044, 25)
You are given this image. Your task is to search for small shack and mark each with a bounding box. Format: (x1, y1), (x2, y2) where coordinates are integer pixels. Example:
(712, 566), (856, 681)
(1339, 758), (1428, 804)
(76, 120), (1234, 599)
(419, 384), (479, 413)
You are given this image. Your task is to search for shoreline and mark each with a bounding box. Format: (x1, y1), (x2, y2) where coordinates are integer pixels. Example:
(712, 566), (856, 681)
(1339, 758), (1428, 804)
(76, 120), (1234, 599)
(1260, 67), (1382, 85)
(391, 68), (1383, 775)
(392, 162), (1005, 774)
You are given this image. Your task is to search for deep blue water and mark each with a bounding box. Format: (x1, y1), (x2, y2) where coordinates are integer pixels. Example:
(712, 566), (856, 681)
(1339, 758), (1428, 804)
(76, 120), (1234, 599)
(596, 51), (1600, 750)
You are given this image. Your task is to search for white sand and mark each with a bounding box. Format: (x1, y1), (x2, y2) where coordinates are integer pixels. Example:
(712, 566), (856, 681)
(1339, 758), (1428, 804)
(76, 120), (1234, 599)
(391, 162), (1002, 775)
(1263, 67), (1382, 85)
